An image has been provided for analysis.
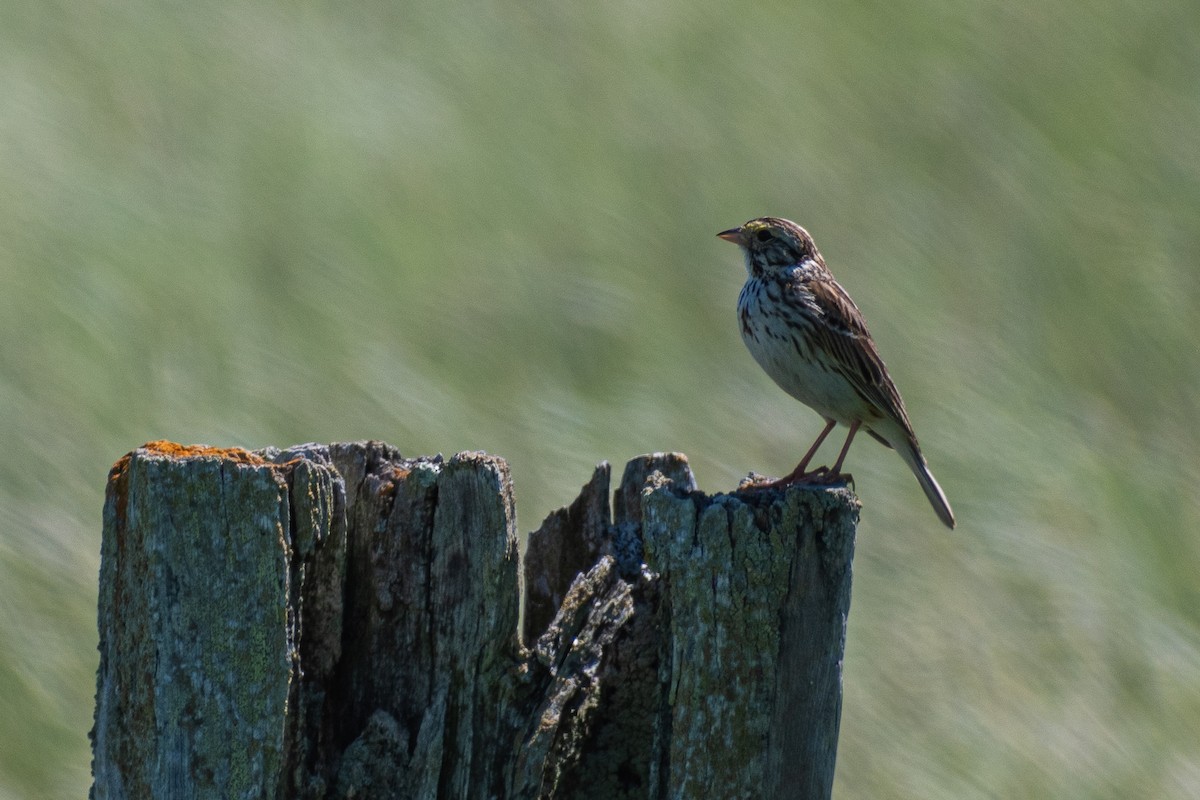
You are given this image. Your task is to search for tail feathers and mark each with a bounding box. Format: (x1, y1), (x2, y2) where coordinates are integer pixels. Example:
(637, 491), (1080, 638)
(896, 438), (956, 529)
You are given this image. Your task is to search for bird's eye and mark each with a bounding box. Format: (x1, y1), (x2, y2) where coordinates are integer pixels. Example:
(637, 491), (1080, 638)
(755, 229), (772, 242)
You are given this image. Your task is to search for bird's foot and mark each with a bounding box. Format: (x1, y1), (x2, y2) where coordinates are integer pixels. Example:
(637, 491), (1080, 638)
(739, 466), (853, 491)
(734, 465), (849, 491)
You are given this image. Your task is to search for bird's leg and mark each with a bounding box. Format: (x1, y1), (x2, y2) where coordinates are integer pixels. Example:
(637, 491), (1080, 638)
(826, 419), (861, 479)
(771, 418), (836, 486)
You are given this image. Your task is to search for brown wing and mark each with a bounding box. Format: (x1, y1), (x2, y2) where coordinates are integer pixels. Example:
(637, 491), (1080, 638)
(804, 275), (918, 442)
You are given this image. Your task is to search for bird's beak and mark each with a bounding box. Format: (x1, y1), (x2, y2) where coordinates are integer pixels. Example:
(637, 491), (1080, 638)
(716, 227), (744, 245)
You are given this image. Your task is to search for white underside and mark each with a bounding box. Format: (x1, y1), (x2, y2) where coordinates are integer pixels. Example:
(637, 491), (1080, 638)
(745, 338), (866, 425)
(738, 279), (871, 427)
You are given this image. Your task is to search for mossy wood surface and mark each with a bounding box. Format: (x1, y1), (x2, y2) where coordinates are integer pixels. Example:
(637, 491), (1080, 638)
(92, 441), (857, 800)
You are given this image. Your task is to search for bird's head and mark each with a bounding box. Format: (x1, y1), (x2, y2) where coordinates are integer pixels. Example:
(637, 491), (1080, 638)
(717, 217), (821, 276)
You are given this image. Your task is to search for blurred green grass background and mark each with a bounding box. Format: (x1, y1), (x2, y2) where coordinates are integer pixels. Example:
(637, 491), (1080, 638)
(2, 1), (1198, 797)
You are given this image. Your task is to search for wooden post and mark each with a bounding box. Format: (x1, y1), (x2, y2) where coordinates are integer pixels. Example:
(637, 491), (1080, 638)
(92, 441), (857, 800)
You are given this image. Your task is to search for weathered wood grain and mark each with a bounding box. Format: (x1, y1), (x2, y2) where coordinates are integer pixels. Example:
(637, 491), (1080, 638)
(92, 442), (857, 800)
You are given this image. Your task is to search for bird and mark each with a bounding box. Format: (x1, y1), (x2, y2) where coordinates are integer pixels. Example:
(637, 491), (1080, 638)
(717, 216), (955, 529)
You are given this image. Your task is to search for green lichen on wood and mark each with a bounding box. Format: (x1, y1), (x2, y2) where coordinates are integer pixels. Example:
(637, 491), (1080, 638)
(641, 479), (858, 800)
(92, 446), (340, 800)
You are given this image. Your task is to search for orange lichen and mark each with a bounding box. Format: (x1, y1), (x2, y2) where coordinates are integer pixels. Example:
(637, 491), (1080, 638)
(106, 441), (275, 492)
(135, 440), (270, 465)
